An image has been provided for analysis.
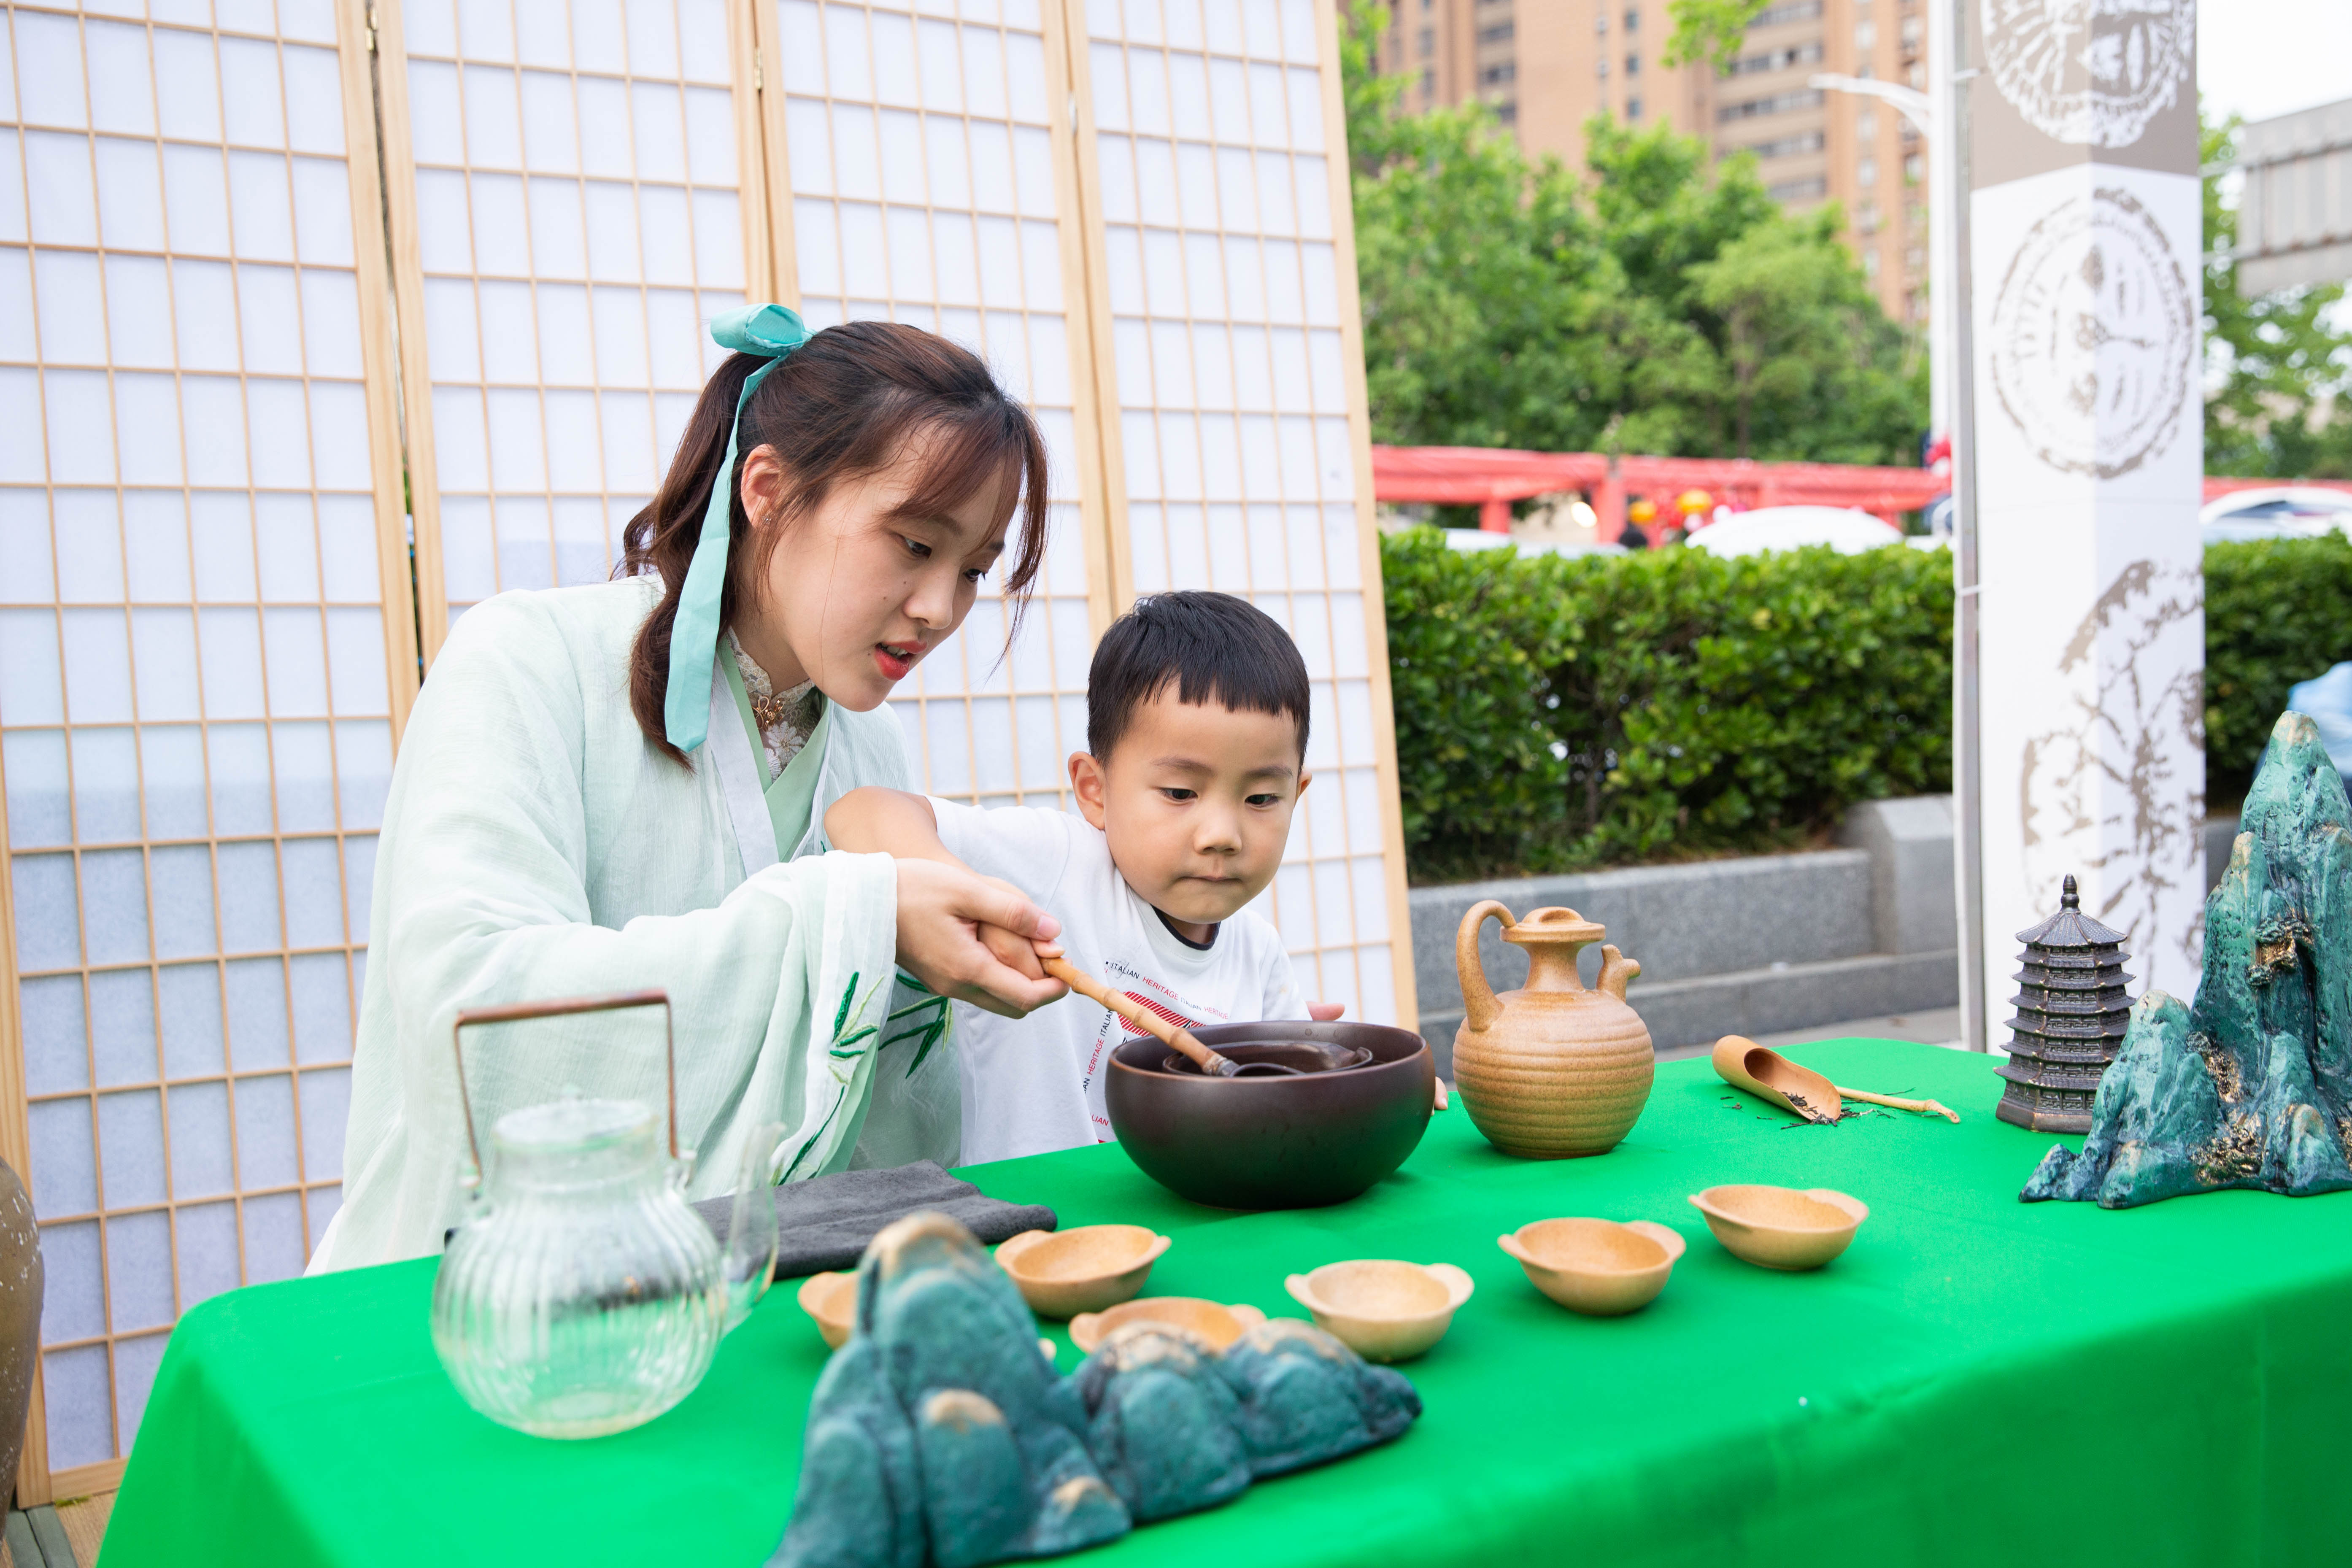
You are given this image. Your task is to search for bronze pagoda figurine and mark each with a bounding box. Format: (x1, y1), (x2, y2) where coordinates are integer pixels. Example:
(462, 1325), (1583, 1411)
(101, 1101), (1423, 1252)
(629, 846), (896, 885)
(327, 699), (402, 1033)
(1996, 875), (2133, 1133)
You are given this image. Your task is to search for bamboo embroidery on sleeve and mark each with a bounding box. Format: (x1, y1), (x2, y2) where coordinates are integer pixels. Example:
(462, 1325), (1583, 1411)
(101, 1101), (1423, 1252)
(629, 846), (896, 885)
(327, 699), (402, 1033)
(781, 970), (891, 1182)
(880, 972), (953, 1079)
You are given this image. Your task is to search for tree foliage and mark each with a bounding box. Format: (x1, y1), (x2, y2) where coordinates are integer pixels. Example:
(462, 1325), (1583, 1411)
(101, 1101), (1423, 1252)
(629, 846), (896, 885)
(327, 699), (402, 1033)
(1689, 211), (1926, 461)
(1660, 0), (1775, 73)
(2203, 114), (2352, 478)
(1343, 3), (1923, 463)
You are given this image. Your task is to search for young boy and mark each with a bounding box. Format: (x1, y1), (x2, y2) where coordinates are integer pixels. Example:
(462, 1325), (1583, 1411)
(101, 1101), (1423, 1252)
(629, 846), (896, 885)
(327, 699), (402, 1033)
(824, 591), (1329, 1164)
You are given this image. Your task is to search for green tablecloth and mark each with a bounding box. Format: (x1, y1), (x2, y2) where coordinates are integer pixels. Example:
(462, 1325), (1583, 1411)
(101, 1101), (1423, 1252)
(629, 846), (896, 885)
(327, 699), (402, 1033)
(100, 1040), (2352, 1566)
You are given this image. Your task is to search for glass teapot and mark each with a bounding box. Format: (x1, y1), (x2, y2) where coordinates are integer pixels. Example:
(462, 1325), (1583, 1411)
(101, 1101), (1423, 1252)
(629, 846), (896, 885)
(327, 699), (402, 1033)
(430, 990), (779, 1440)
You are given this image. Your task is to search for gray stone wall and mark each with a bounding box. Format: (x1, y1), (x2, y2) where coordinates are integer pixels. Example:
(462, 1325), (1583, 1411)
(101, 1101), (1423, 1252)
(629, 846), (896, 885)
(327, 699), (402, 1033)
(1411, 799), (1955, 1069)
(1407, 796), (2247, 1070)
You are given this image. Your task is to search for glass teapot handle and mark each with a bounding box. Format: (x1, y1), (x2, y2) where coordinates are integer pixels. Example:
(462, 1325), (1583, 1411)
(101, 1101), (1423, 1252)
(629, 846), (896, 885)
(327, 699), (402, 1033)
(450, 988), (680, 1196)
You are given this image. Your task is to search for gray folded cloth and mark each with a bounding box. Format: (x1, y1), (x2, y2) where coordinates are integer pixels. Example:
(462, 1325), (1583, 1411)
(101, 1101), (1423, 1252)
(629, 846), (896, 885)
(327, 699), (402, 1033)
(692, 1160), (1057, 1281)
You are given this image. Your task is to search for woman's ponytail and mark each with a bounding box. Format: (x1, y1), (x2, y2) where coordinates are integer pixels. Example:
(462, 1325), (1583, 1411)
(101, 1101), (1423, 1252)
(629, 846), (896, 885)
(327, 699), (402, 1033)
(618, 351), (764, 765)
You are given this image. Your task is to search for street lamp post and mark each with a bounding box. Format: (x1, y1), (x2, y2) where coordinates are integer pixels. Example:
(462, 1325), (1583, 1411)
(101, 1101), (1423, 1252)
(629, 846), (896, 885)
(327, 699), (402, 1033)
(1927, 0), (1985, 1057)
(1813, 0), (1984, 1050)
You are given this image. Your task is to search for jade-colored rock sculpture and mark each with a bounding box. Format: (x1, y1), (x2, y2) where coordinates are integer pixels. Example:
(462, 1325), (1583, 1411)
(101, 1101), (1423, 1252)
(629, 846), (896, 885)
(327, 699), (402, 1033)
(2023, 712), (2352, 1208)
(770, 1212), (1420, 1568)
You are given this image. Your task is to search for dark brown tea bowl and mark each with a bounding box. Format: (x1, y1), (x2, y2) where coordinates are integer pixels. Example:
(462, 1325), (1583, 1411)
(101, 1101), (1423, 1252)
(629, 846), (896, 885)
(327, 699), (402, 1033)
(1105, 1021), (1436, 1209)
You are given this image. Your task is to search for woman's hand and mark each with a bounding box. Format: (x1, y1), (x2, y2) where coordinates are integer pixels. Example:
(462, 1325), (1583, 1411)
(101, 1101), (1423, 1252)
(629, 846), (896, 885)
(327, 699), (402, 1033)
(1308, 1002), (1345, 1022)
(894, 859), (1069, 1018)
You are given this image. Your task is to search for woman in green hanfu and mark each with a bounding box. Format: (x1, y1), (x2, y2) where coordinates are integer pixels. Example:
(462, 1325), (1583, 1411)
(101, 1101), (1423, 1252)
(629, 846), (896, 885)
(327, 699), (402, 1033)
(311, 309), (1069, 1271)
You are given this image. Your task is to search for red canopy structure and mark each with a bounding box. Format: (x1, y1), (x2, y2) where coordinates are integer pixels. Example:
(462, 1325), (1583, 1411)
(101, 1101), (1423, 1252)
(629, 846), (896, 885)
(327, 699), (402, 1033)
(2200, 476), (2352, 502)
(1372, 444), (2352, 540)
(1369, 445), (1944, 537)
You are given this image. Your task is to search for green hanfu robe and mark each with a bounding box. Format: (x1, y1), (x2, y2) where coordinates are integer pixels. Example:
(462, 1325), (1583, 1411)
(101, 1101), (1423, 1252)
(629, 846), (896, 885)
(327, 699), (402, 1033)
(311, 577), (959, 1273)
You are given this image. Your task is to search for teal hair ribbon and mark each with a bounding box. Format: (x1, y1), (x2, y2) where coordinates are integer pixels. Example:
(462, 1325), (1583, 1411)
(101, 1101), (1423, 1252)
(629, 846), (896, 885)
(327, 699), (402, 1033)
(662, 303), (811, 753)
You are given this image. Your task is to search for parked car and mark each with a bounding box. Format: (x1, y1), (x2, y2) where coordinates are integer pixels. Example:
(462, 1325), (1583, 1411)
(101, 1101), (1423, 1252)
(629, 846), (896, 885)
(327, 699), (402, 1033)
(2284, 663), (2352, 787)
(1684, 506), (1905, 557)
(2200, 486), (2352, 543)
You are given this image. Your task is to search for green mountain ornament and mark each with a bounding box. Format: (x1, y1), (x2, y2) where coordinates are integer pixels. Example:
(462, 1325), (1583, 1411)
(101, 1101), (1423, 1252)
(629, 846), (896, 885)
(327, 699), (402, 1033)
(2023, 712), (2352, 1209)
(770, 1212), (1420, 1568)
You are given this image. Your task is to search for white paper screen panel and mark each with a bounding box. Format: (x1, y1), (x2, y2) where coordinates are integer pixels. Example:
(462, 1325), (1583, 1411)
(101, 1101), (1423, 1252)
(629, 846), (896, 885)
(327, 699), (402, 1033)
(774, 0), (1096, 809)
(397, 0), (748, 629)
(1078, 0), (1394, 1023)
(0, 0), (391, 1474)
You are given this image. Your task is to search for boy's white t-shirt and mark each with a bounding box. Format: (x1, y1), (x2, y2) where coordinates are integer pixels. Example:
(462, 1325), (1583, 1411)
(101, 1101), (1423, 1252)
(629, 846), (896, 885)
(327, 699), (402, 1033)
(928, 798), (1310, 1165)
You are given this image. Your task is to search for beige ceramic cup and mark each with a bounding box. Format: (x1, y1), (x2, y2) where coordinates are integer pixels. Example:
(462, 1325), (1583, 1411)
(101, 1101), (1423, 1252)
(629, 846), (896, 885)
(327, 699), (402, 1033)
(1283, 1259), (1474, 1363)
(1498, 1217), (1685, 1315)
(994, 1225), (1171, 1319)
(1688, 1185), (1868, 1270)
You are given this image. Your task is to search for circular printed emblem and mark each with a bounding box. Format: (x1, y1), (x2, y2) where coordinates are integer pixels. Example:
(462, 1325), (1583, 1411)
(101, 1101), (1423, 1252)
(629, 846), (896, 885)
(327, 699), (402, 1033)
(1980, 0), (2194, 148)
(1988, 188), (2193, 480)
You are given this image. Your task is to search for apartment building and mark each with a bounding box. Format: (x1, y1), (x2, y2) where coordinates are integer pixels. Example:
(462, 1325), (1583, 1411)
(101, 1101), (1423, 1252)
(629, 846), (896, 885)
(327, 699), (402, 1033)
(1376, 0), (1929, 324)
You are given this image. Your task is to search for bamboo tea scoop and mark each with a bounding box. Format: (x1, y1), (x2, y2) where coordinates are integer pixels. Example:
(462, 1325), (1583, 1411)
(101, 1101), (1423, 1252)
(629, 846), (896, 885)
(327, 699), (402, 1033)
(1039, 952), (1302, 1078)
(1712, 1036), (1958, 1124)
(1836, 1084), (1960, 1122)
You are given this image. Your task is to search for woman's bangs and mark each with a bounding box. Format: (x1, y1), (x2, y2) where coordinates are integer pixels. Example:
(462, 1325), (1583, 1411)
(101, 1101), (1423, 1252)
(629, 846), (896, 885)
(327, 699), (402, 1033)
(886, 411), (1033, 536)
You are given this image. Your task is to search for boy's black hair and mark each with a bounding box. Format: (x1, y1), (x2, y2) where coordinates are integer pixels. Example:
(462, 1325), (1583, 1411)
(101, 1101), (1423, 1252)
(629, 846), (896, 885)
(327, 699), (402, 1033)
(1086, 591), (1310, 762)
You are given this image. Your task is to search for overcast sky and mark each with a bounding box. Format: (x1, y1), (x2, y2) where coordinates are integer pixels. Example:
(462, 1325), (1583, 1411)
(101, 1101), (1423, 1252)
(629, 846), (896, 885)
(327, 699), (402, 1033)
(2199, 0), (2352, 127)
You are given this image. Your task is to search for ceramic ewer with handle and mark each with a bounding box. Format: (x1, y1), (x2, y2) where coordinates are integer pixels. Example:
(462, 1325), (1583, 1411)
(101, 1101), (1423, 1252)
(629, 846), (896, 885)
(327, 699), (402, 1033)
(1452, 903), (1654, 1158)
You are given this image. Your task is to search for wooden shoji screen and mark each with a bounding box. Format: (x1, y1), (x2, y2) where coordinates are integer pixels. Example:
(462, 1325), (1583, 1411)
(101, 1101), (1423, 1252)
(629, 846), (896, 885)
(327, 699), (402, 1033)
(0, 0), (410, 1499)
(761, 0), (1111, 807)
(0, 0), (1411, 1494)
(1068, 0), (1413, 1025)
(386, 0), (1405, 934)
(380, 0), (764, 653)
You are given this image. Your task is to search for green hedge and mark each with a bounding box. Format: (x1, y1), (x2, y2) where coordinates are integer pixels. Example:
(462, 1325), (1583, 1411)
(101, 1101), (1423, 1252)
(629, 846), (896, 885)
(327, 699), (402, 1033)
(2204, 535), (2352, 800)
(1383, 531), (2352, 883)
(1383, 531), (1952, 880)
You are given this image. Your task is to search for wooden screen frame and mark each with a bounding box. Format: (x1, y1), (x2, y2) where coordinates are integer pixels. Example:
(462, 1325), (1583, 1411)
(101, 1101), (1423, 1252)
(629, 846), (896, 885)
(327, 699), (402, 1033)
(740, 0), (1121, 805)
(385, 0), (1129, 663)
(379, 0), (779, 670)
(1054, 0), (1133, 625)
(370, 0), (447, 669)
(0, 0), (419, 1504)
(1310, 0), (1417, 1030)
(1034, 0), (1123, 645)
(1046, 0), (1418, 1028)
(743, 0), (1121, 642)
